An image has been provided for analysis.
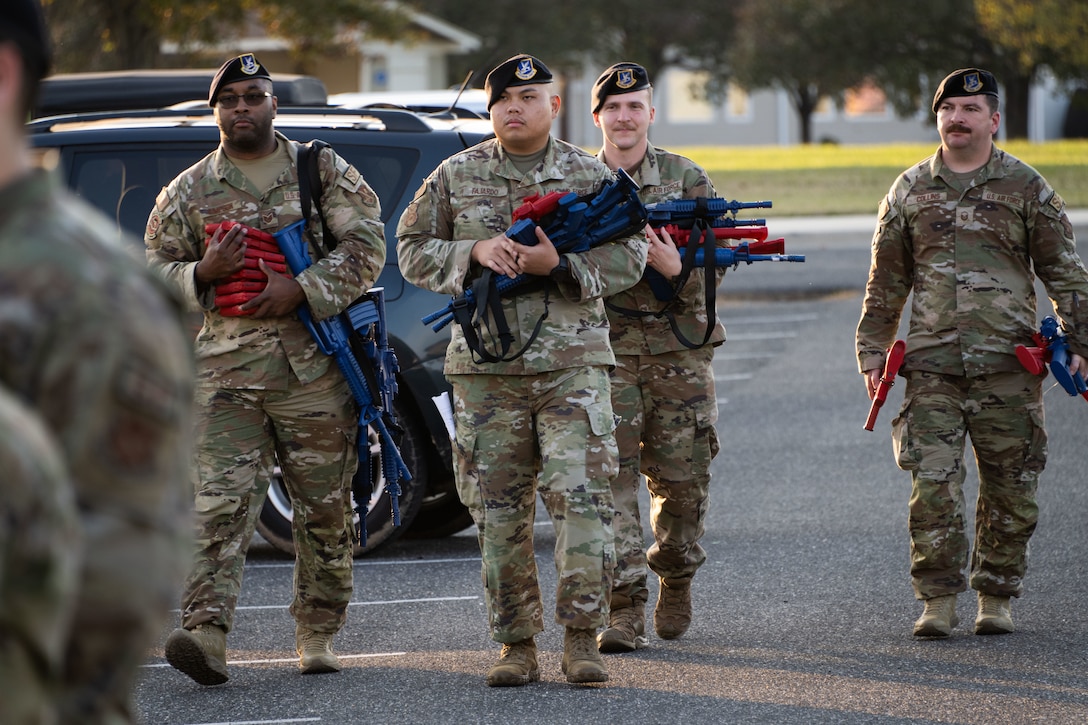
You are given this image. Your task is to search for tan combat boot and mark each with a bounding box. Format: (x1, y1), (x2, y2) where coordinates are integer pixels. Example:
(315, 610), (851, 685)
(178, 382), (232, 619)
(654, 577), (693, 639)
(975, 593), (1014, 635)
(164, 624), (229, 686)
(485, 638), (539, 687)
(296, 625), (341, 674)
(597, 594), (648, 653)
(562, 628), (609, 684)
(913, 594), (959, 637)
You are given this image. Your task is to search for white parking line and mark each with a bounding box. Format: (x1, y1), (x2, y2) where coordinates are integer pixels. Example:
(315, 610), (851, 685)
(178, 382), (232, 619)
(168, 595), (479, 616)
(246, 557), (481, 570)
(229, 596), (478, 612)
(722, 313), (819, 325)
(180, 719), (322, 725)
(726, 330), (798, 341)
(145, 651), (406, 671)
(716, 351), (776, 361)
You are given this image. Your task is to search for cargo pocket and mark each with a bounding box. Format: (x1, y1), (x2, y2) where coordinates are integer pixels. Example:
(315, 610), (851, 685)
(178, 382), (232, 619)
(1022, 403), (1048, 479)
(452, 423), (483, 525)
(587, 401), (617, 438)
(586, 401), (619, 483)
(891, 394), (918, 473)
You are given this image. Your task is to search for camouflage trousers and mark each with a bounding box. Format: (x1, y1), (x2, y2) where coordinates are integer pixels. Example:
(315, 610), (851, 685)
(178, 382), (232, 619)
(892, 370), (1047, 600)
(181, 367), (357, 635)
(608, 348), (719, 605)
(449, 366), (617, 643)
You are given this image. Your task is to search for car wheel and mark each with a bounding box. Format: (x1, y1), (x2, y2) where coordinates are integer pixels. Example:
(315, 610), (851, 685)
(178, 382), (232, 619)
(256, 397), (427, 556)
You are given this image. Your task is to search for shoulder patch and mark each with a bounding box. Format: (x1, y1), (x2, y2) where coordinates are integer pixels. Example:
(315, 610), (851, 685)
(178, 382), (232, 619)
(1049, 192), (1065, 213)
(146, 209), (163, 240)
(401, 203), (418, 228)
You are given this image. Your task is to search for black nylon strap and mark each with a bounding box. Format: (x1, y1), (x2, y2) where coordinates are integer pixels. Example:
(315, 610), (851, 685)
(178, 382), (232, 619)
(454, 271), (551, 364)
(296, 139), (335, 257)
(663, 218), (717, 350)
(605, 211), (718, 349)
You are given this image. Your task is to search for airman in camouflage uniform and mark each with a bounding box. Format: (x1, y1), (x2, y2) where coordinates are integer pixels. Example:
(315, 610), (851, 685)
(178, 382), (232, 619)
(0, 387), (80, 725)
(145, 54), (386, 684)
(1, 3), (195, 721)
(396, 54), (646, 686)
(857, 68), (1088, 638)
(590, 63), (725, 652)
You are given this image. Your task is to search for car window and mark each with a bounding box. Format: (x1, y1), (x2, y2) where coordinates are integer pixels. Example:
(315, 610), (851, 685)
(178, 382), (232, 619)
(69, 145), (207, 238)
(331, 144), (419, 225)
(66, 141), (421, 241)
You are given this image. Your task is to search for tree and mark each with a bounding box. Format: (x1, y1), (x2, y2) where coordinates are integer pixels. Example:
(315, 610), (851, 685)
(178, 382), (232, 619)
(41, 0), (410, 73)
(976, 0), (1088, 74)
(723, 0), (1062, 142)
(425, 0), (733, 88)
(425, 0), (737, 140)
(974, 0), (1088, 138)
(726, 0), (874, 144)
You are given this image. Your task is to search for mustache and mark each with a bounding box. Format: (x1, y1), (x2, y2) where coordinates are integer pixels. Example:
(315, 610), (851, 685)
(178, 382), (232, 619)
(945, 124), (971, 134)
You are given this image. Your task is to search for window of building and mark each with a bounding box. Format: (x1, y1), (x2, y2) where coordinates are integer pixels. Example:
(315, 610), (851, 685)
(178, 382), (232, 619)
(844, 79), (890, 118)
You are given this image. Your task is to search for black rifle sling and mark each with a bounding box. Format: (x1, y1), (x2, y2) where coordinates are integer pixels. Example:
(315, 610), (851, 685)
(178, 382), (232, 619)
(454, 269), (550, 364)
(663, 216), (717, 349)
(297, 139), (335, 254)
(606, 197), (717, 349)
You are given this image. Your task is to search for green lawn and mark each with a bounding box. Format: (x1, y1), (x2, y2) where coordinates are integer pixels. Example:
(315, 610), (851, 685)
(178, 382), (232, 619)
(671, 140), (1088, 216)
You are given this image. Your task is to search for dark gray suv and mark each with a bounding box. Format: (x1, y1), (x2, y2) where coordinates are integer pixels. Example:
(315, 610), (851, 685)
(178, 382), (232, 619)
(28, 106), (491, 555)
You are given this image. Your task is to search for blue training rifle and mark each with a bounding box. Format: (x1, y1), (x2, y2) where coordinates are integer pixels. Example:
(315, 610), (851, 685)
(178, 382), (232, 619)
(274, 220), (412, 539)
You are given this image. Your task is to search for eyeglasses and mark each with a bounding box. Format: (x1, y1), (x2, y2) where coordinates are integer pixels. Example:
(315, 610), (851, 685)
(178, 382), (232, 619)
(215, 91), (272, 109)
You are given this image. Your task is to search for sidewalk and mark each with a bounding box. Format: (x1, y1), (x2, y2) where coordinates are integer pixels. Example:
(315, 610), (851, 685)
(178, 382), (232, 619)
(769, 208), (1088, 237)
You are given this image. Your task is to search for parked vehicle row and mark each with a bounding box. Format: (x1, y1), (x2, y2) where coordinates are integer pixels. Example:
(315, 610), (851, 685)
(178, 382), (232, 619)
(29, 101), (493, 555)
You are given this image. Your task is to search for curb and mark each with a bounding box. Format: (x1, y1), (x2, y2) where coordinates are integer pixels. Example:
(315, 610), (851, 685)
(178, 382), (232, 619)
(768, 209), (1088, 237)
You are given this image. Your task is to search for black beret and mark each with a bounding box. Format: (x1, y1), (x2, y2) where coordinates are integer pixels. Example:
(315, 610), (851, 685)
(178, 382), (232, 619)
(0, 0), (50, 79)
(209, 53), (272, 106)
(591, 62), (651, 114)
(484, 54), (553, 110)
(931, 68), (999, 114)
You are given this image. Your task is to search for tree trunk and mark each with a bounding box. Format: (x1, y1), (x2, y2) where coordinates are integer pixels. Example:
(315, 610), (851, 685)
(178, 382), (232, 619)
(105, 0), (161, 68)
(791, 84), (818, 145)
(1001, 73), (1031, 140)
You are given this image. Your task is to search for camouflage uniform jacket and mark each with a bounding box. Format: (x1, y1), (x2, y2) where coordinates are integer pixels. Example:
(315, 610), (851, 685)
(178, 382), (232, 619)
(146, 131), (386, 389)
(599, 143), (727, 354)
(857, 145), (1088, 376)
(0, 169), (194, 531)
(396, 136), (647, 375)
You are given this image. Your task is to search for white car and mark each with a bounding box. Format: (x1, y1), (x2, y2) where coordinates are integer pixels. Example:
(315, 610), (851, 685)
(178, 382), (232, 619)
(329, 88), (489, 119)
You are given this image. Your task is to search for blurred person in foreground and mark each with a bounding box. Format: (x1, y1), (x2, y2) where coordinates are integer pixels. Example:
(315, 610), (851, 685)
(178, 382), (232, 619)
(590, 62), (725, 652)
(856, 68), (1088, 638)
(396, 53), (646, 686)
(146, 53), (386, 684)
(0, 0), (195, 720)
(0, 385), (80, 725)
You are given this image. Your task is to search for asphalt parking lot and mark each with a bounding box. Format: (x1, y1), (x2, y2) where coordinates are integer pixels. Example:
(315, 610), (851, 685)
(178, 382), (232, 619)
(133, 215), (1088, 724)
